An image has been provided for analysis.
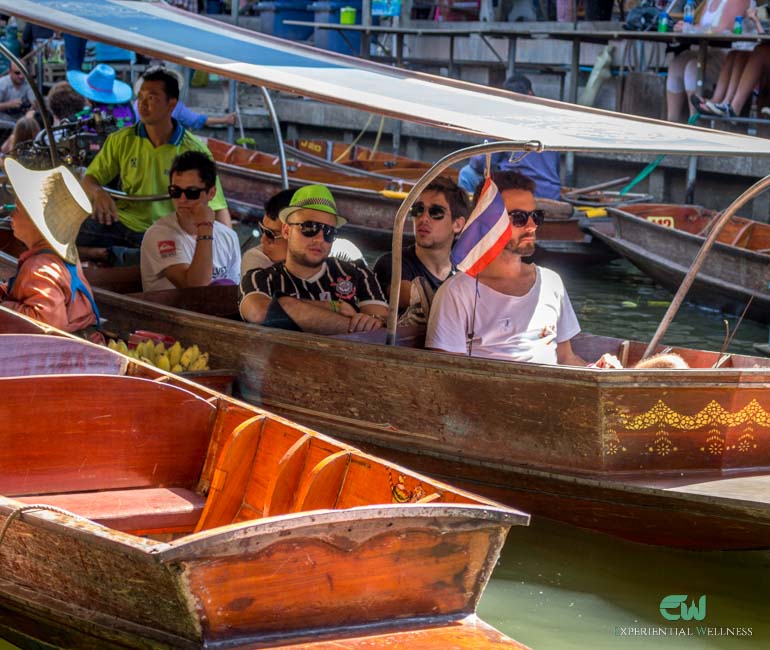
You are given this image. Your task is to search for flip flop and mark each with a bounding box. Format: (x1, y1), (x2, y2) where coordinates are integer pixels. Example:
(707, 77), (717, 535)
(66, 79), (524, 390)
(690, 94), (708, 113)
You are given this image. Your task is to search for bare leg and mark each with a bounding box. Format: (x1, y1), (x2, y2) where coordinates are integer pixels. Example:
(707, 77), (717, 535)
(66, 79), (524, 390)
(723, 51), (750, 104)
(710, 51), (739, 103)
(729, 44), (770, 114)
(667, 90), (686, 122)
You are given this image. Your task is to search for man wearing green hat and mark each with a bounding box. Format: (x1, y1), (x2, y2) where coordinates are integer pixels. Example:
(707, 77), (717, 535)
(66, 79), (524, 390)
(239, 185), (388, 334)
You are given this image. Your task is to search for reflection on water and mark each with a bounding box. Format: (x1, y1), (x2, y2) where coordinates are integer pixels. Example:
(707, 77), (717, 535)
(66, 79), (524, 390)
(481, 518), (770, 649)
(562, 259), (767, 356)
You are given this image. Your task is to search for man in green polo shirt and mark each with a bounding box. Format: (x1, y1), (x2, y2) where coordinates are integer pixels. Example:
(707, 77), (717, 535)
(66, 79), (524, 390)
(79, 67), (230, 266)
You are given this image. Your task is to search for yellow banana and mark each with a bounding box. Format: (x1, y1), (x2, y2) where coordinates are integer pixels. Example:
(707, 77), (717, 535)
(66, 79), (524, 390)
(156, 353), (171, 372)
(179, 344), (199, 370)
(154, 341), (166, 357)
(171, 363), (184, 374)
(167, 341), (183, 367)
(116, 339), (128, 354)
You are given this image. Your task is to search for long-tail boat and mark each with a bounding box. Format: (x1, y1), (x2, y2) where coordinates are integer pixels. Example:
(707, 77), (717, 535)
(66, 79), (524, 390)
(36, 275), (768, 552)
(0, 306), (529, 649)
(207, 137), (612, 264)
(583, 203), (770, 323)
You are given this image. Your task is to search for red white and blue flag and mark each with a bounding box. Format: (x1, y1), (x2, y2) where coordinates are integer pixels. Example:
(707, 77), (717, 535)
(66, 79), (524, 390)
(450, 178), (511, 277)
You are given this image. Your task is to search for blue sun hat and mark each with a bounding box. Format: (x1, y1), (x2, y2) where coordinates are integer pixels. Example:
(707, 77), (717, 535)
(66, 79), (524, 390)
(66, 64), (133, 104)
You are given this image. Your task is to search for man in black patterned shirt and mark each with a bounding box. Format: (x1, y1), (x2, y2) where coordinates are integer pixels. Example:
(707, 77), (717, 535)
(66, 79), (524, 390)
(239, 185), (387, 334)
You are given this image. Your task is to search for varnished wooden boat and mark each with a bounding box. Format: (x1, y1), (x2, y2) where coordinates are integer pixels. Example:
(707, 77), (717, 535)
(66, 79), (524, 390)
(205, 138), (613, 264)
(45, 269), (770, 552)
(0, 306), (529, 649)
(284, 138), (456, 183)
(583, 203), (770, 323)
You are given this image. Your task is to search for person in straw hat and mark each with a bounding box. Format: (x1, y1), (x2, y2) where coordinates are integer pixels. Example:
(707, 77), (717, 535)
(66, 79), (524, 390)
(239, 184), (387, 334)
(0, 159), (101, 336)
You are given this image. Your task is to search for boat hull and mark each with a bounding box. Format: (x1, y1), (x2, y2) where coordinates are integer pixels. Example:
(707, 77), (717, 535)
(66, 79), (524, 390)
(91, 287), (770, 551)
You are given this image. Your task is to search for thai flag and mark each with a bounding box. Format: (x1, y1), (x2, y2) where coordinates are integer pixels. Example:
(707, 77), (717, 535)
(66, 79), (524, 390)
(450, 178), (511, 277)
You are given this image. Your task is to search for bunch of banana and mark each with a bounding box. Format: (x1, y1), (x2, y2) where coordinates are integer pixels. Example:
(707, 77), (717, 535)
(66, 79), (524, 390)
(107, 338), (210, 374)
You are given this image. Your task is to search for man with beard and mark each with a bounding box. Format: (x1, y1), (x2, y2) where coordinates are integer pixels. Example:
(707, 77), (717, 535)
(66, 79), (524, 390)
(373, 176), (467, 316)
(239, 185), (387, 334)
(426, 170), (586, 366)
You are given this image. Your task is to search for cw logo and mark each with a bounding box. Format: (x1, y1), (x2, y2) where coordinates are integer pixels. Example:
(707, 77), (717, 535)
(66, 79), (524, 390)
(659, 595), (707, 621)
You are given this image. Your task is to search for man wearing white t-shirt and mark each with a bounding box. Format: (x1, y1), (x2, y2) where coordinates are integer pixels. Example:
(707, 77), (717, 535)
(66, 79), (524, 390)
(426, 170), (587, 366)
(141, 151), (240, 292)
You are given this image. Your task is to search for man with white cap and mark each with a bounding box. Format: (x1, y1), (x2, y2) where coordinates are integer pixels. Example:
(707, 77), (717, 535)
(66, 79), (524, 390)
(239, 184), (387, 334)
(0, 159), (101, 336)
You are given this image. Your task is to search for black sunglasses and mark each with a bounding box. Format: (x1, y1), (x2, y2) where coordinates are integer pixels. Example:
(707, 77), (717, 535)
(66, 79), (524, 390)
(508, 209), (545, 228)
(168, 185), (209, 200)
(287, 220), (337, 243)
(409, 202), (447, 220)
(258, 223), (283, 242)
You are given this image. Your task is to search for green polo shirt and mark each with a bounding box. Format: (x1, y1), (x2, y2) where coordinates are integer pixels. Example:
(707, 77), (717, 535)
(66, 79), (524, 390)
(85, 120), (227, 233)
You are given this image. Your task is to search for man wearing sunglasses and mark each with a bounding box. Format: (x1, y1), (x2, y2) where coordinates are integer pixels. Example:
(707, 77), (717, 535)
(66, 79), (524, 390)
(426, 171), (587, 366)
(140, 151), (240, 291)
(239, 185), (387, 334)
(0, 62), (36, 122)
(79, 67), (230, 266)
(373, 176), (467, 317)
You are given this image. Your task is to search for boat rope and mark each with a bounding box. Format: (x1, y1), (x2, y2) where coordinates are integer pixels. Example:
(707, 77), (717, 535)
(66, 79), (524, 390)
(333, 114), (374, 163)
(0, 504), (95, 549)
(369, 114), (385, 159)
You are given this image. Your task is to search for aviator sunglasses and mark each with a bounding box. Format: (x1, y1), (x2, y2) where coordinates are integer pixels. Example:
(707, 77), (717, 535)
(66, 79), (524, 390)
(287, 220), (337, 243)
(258, 223), (283, 241)
(168, 185), (209, 200)
(509, 209), (545, 228)
(409, 202), (447, 220)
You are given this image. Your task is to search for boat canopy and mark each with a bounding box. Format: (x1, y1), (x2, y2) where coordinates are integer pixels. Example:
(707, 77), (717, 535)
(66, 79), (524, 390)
(7, 0), (770, 156)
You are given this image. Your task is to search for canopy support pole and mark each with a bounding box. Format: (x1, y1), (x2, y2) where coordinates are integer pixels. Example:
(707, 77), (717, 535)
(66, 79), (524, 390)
(260, 86), (289, 190)
(643, 173), (770, 358)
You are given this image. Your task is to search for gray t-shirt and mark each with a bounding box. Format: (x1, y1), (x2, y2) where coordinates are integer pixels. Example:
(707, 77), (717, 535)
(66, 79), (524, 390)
(0, 74), (35, 119)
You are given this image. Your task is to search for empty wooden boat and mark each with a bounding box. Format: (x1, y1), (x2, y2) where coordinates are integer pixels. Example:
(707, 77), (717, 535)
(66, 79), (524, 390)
(0, 307), (529, 649)
(583, 203), (770, 322)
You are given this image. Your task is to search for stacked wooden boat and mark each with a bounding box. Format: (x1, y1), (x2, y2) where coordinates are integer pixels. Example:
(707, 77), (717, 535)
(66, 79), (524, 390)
(0, 306), (529, 649)
(583, 203), (770, 322)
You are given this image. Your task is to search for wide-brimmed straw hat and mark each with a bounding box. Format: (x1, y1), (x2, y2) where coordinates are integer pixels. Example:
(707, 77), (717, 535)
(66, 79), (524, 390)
(67, 64), (133, 104)
(278, 185), (347, 227)
(5, 158), (92, 264)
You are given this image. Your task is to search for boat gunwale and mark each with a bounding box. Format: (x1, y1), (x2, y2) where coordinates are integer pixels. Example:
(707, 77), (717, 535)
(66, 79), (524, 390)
(606, 204), (770, 263)
(94, 286), (770, 383)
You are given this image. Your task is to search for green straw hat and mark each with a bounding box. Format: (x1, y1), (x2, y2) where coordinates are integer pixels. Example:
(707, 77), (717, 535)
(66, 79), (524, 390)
(278, 184), (347, 227)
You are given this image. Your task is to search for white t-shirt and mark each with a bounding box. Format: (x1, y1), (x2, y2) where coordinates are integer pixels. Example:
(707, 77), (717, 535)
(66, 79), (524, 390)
(140, 213), (241, 292)
(426, 266), (580, 364)
(241, 244), (273, 275)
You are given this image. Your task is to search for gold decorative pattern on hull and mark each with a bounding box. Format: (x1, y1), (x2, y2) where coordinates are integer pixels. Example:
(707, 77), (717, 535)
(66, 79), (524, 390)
(616, 399), (770, 430)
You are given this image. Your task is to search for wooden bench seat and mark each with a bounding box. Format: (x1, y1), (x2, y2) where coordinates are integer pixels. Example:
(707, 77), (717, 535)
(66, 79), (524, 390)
(14, 487), (206, 536)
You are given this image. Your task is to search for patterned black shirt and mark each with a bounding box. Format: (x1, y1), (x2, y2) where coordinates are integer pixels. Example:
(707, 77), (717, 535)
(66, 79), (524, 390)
(240, 258), (387, 311)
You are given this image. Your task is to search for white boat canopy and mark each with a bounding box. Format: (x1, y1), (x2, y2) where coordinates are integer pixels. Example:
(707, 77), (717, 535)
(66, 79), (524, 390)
(5, 0), (770, 156)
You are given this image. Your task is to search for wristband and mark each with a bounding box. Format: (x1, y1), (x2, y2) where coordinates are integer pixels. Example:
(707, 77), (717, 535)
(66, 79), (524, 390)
(330, 300), (340, 313)
(196, 235), (214, 241)
(195, 221), (214, 228)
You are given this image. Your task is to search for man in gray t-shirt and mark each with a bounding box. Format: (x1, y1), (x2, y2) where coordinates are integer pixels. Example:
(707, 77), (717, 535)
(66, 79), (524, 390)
(0, 63), (36, 123)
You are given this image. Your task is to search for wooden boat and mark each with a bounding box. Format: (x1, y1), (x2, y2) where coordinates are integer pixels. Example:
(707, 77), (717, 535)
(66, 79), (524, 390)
(285, 138), (454, 183)
(206, 138), (613, 264)
(0, 306), (528, 650)
(583, 203), (770, 323)
(46, 270), (770, 552)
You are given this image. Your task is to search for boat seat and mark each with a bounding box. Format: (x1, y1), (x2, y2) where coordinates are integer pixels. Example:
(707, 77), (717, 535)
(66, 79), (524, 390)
(14, 487), (206, 536)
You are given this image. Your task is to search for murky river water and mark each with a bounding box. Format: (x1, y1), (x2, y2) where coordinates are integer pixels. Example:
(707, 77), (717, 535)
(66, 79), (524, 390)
(2, 249), (768, 650)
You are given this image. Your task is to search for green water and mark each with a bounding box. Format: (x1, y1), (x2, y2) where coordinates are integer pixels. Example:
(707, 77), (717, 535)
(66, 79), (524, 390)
(481, 518), (770, 649)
